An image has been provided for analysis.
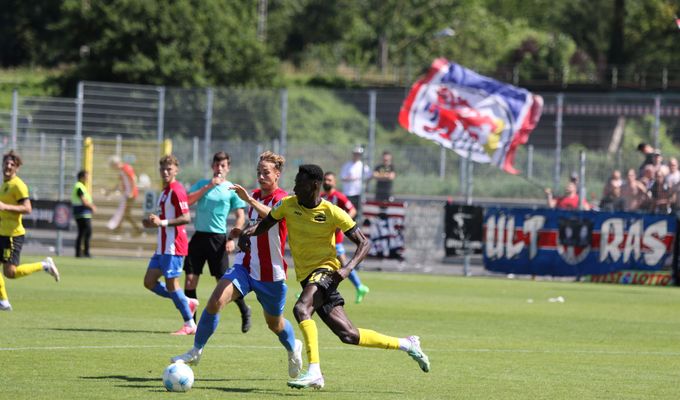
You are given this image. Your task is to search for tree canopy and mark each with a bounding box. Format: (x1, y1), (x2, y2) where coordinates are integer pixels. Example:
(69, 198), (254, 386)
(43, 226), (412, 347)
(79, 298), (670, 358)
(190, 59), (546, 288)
(1, 0), (678, 88)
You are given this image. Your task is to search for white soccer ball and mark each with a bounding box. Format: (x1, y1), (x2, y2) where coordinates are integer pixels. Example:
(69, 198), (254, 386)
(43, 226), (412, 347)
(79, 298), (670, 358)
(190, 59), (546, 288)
(162, 362), (194, 392)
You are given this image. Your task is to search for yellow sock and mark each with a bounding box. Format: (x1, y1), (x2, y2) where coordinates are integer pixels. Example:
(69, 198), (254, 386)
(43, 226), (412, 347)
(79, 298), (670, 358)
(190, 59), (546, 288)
(299, 319), (320, 364)
(0, 273), (7, 300)
(358, 328), (400, 350)
(15, 262), (43, 278)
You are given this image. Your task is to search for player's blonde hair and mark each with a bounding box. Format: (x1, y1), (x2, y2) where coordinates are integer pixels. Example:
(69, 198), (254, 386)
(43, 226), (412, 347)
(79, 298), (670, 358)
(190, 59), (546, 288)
(159, 154), (180, 167)
(259, 151), (285, 171)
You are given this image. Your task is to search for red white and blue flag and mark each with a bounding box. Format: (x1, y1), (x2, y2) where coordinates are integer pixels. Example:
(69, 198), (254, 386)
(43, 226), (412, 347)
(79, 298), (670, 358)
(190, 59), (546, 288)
(399, 58), (543, 174)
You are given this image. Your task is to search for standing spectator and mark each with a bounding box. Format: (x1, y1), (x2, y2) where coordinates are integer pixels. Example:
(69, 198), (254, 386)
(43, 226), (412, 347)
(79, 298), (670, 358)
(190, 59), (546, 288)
(601, 170), (623, 199)
(640, 164), (656, 190)
(649, 170), (673, 214)
(666, 157), (680, 188)
(372, 151), (396, 202)
(621, 168), (650, 212)
(142, 155), (197, 335)
(545, 182), (591, 210)
(72, 170), (97, 258)
(107, 155), (143, 235)
(637, 142), (655, 177)
(182, 151), (251, 332)
(340, 146), (370, 214)
(321, 171), (370, 304)
(0, 150), (60, 312)
(599, 184), (625, 212)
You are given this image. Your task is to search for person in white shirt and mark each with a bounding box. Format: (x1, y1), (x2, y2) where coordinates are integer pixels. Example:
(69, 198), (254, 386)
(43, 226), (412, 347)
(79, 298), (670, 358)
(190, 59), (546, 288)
(339, 146), (370, 213)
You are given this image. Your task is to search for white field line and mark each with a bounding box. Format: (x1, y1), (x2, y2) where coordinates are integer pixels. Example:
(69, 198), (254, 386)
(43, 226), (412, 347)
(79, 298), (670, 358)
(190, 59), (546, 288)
(1, 344), (679, 356)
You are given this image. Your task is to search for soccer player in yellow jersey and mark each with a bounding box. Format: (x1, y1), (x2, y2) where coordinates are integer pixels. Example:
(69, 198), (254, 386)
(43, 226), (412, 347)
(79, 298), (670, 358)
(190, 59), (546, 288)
(240, 164), (430, 390)
(0, 150), (60, 311)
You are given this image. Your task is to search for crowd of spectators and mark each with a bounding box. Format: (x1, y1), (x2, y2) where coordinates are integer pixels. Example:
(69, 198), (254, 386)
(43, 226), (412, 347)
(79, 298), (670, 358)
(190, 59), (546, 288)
(547, 142), (680, 216)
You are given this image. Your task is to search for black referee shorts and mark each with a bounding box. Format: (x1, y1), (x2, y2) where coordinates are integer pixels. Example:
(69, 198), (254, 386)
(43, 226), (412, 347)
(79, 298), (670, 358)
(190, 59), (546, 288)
(183, 231), (230, 278)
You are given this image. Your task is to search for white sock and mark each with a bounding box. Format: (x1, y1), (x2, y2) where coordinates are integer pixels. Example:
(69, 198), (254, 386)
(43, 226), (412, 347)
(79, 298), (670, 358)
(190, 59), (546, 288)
(184, 320), (197, 328)
(398, 338), (411, 352)
(308, 363), (321, 376)
(0, 299), (11, 307)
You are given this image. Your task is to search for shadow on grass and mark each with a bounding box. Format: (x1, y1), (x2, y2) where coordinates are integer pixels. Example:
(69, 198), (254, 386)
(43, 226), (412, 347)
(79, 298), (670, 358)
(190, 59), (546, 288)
(50, 327), (167, 334)
(81, 375), (404, 396)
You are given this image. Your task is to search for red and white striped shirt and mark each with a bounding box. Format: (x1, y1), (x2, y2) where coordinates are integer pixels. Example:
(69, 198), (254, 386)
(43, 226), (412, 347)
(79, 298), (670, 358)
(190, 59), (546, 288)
(321, 189), (355, 244)
(234, 187), (288, 282)
(155, 180), (189, 255)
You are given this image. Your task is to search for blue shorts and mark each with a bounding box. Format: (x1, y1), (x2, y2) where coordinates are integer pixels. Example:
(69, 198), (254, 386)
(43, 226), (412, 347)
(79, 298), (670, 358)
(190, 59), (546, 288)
(335, 243), (346, 256)
(147, 254), (184, 279)
(222, 264), (287, 316)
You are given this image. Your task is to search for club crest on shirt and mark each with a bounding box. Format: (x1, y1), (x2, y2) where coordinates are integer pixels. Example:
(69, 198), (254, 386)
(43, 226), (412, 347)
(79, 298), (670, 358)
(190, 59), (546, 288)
(313, 213), (326, 222)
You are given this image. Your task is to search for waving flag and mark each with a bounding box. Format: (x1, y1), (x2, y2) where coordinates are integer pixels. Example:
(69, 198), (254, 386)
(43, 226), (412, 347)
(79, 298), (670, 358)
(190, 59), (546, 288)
(399, 58), (543, 174)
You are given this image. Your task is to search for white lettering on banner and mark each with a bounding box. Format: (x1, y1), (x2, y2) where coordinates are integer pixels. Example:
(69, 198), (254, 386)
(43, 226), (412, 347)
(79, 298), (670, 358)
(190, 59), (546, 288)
(643, 220), (667, 265)
(599, 218), (623, 262)
(623, 220), (642, 263)
(485, 214), (533, 260)
(523, 215), (546, 259)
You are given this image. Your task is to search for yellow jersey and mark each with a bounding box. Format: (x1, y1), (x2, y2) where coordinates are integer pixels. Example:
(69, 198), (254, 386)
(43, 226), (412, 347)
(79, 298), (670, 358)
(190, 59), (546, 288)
(0, 176), (30, 237)
(270, 196), (356, 282)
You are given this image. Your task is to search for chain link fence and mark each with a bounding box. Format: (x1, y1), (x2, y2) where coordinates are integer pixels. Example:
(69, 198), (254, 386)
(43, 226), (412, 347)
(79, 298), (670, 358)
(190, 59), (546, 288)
(1, 82), (679, 206)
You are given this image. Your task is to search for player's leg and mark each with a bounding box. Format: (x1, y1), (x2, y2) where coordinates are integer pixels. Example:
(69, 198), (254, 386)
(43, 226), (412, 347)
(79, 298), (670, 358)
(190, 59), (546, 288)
(172, 266), (248, 365)
(163, 255), (198, 335)
(209, 234), (251, 333)
(183, 235), (207, 321)
(2, 236), (59, 281)
(144, 254), (171, 298)
(288, 270), (330, 389)
(255, 279), (303, 378)
(321, 303), (431, 373)
(0, 273), (10, 311)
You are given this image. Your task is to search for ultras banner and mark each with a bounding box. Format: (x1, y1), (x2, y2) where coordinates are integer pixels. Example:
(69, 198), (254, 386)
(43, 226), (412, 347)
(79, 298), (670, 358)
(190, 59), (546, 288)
(483, 207), (676, 276)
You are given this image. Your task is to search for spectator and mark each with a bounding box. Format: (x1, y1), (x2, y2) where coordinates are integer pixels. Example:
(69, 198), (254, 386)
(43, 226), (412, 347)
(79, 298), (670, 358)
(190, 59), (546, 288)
(637, 142), (655, 177)
(602, 170), (623, 199)
(372, 151), (396, 202)
(107, 155), (143, 236)
(72, 170), (96, 258)
(599, 184), (625, 212)
(651, 150), (667, 175)
(545, 182), (591, 210)
(648, 169), (673, 214)
(339, 146), (370, 214)
(666, 157), (680, 188)
(640, 164), (656, 190)
(621, 168), (650, 212)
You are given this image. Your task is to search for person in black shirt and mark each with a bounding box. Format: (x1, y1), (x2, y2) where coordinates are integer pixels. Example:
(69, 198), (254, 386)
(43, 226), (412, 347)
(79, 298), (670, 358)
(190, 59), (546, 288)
(372, 151), (396, 202)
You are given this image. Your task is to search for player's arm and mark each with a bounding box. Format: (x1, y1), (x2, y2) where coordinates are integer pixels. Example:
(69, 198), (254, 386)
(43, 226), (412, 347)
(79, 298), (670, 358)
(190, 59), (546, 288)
(226, 208), (246, 253)
(230, 184), (271, 218)
(144, 211), (190, 228)
(337, 225), (369, 279)
(187, 175), (221, 205)
(238, 213), (279, 251)
(0, 197), (32, 214)
(78, 189), (97, 213)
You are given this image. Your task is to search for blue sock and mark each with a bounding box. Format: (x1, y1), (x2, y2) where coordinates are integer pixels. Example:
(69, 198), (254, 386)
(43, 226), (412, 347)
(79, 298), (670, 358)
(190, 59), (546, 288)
(169, 289), (192, 321)
(195, 309), (220, 349)
(277, 319), (296, 352)
(151, 282), (171, 298)
(348, 270), (362, 288)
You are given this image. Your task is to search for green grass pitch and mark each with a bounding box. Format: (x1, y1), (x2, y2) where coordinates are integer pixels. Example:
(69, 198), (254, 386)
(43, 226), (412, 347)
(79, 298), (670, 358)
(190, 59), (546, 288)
(2, 256), (680, 399)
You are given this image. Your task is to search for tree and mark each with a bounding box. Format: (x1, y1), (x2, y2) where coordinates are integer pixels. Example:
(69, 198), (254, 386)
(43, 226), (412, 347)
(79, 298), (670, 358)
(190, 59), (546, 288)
(0, 1), (64, 67)
(57, 0), (278, 87)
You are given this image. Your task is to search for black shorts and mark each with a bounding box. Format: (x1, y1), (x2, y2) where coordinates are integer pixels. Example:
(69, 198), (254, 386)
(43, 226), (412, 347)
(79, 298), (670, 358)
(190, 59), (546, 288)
(0, 235), (24, 266)
(300, 268), (345, 319)
(183, 232), (229, 277)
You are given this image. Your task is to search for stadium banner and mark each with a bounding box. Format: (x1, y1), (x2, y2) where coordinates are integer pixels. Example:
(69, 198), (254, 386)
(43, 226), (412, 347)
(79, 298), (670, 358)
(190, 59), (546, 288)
(23, 200), (72, 231)
(583, 270), (673, 286)
(398, 58), (543, 174)
(444, 203), (483, 256)
(483, 207), (676, 276)
(361, 201), (405, 260)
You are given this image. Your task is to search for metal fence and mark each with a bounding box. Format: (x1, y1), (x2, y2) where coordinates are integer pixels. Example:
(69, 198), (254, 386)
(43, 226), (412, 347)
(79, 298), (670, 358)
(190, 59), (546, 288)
(2, 82), (680, 204)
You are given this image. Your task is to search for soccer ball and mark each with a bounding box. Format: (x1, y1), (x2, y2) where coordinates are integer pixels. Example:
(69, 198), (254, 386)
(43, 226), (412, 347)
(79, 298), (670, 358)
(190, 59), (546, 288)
(162, 362), (194, 392)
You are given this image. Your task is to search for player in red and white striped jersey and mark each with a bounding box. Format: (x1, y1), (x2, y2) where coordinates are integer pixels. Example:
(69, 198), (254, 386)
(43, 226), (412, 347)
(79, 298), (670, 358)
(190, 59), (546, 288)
(142, 155), (197, 336)
(172, 151), (303, 379)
